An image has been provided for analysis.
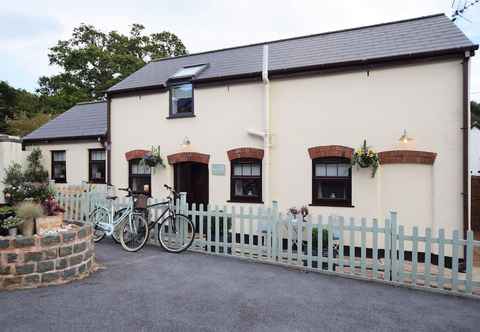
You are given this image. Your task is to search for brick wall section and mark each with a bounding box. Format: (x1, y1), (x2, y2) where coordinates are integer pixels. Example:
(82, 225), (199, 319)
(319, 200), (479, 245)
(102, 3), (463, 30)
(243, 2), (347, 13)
(308, 145), (354, 160)
(125, 149), (149, 161)
(167, 152), (210, 165)
(227, 147), (264, 160)
(0, 222), (95, 290)
(378, 150), (437, 165)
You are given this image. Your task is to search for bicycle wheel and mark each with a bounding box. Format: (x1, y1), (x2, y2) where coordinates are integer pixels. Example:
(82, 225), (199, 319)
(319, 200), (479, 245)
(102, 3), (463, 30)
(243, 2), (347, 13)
(111, 209), (126, 244)
(89, 208), (108, 242)
(120, 214), (149, 252)
(158, 214), (195, 253)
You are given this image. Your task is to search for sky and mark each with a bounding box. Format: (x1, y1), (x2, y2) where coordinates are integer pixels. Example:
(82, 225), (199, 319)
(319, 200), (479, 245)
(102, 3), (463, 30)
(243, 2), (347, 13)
(1, 0), (479, 100)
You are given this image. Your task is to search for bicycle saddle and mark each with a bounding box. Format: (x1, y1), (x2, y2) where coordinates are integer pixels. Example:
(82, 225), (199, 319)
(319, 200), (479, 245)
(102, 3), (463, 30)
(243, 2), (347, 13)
(106, 196), (118, 200)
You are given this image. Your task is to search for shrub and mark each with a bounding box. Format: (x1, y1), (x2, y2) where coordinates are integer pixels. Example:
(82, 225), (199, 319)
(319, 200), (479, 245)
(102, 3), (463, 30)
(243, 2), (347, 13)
(311, 227), (330, 249)
(16, 201), (44, 220)
(2, 149), (51, 205)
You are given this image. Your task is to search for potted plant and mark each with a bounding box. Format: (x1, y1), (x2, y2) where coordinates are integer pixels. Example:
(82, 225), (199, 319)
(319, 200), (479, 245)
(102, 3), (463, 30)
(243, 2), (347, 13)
(140, 146), (165, 169)
(36, 196), (65, 235)
(351, 139), (379, 177)
(15, 201), (43, 236)
(1, 217), (23, 236)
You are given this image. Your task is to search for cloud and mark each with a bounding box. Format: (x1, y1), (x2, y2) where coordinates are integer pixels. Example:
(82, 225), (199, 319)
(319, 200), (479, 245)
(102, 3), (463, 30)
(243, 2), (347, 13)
(0, 11), (61, 43)
(1, 0), (479, 96)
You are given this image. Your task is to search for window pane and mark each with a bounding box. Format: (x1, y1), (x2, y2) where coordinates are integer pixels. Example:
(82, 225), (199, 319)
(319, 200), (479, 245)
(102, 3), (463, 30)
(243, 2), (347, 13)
(338, 164), (350, 177)
(91, 150), (105, 161)
(233, 164), (242, 176)
(172, 84), (193, 114)
(326, 164), (337, 176)
(53, 151), (65, 161)
(234, 179), (260, 198)
(53, 164), (66, 179)
(251, 164), (261, 176)
(131, 161), (151, 175)
(317, 181), (346, 200)
(242, 164), (252, 176)
(91, 163), (105, 180)
(315, 164), (326, 176)
(132, 177), (150, 193)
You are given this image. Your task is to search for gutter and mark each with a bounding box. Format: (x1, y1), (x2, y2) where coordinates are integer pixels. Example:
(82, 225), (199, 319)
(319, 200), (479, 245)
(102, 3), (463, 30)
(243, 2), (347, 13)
(463, 52), (471, 236)
(262, 45), (271, 205)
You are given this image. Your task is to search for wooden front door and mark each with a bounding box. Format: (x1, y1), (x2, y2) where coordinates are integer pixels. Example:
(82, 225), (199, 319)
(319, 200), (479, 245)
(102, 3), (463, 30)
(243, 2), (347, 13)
(174, 162), (209, 208)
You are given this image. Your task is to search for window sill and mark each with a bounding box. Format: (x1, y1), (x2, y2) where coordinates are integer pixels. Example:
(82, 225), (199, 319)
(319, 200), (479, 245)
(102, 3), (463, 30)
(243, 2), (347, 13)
(53, 179), (66, 184)
(166, 113), (195, 119)
(309, 202), (355, 208)
(227, 199), (264, 204)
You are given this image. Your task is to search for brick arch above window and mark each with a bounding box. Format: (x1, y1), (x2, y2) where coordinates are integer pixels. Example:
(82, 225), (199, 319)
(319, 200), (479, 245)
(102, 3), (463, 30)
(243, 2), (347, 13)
(227, 147), (264, 161)
(125, 149), (149, 161)
(167, 152), (210, 165)
(308, 145), (354, 160)
(378, 150), (437, 165)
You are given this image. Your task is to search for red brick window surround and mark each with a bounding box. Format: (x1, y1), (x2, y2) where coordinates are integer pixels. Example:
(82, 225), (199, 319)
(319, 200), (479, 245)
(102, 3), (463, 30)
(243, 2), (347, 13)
(227, 147), (264, 161)
(308, 145), (354, 160)
(378, 150), (437, 165)
(167, 152), (210, 165)
(125, 150), (149, 161)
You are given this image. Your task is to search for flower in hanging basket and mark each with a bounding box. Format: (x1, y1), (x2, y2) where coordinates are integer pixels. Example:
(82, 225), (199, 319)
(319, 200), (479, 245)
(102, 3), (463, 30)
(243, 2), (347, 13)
(351, 140), (379, 177)
(140, 146), (165, 169)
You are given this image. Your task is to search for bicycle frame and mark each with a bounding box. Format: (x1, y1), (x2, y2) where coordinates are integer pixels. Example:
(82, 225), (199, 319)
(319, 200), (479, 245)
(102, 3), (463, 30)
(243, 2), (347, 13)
(92, 196), (136, 236)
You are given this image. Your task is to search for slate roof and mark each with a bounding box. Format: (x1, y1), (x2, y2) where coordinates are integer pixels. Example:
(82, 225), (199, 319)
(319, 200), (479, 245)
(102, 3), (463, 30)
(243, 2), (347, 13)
(108, 14), (477, 94)
(23, 101), (107, 142)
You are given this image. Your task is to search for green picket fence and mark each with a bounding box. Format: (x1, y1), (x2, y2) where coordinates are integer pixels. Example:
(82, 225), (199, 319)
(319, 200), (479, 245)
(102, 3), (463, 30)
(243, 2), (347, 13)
(58, 192), (480, 297)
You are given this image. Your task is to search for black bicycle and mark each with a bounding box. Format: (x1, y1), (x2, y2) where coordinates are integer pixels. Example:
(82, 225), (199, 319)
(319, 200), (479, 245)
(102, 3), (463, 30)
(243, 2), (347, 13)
(141, 184), (195, 253)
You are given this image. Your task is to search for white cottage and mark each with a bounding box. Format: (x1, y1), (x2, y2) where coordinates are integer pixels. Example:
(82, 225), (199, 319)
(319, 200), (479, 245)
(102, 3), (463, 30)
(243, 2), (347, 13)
(24, 14), (478, 240)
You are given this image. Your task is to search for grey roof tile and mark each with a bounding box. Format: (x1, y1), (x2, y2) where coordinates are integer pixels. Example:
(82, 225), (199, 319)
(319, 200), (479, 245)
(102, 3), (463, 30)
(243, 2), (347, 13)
(23, 101), (107, 141)
(108, 14), (476, 93)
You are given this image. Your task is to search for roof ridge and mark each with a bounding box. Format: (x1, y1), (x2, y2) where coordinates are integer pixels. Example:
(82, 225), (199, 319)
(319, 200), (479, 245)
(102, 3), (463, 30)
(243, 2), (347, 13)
(150, 13), (447, 63)
(76, 100), (106, 105)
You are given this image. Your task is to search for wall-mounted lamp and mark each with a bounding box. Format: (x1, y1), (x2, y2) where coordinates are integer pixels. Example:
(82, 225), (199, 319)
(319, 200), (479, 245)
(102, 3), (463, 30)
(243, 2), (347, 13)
(182, 136), (191, 149)
(398, 129), (415, 148)
(399, 130), (412, 143)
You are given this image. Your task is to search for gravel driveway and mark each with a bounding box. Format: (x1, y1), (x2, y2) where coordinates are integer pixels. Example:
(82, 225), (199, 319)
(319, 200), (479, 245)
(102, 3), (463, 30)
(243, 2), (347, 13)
(1, 239), (479, 332)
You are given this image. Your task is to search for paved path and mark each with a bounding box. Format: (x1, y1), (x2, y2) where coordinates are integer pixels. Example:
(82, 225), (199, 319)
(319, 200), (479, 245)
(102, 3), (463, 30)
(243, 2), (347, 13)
(1, 239), (479, 332)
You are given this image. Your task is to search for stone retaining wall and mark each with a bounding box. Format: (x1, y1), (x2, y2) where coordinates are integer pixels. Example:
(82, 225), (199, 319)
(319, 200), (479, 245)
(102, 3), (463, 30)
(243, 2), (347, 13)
(0, 222), (95, 290)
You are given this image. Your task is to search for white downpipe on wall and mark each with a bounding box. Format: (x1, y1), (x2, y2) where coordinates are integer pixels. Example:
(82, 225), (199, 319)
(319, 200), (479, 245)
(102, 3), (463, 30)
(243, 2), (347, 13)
(262, 44), (271, 205)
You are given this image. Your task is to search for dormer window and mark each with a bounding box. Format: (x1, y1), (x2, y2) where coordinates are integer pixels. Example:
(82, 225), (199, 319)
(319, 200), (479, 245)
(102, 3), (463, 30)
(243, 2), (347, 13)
(167, 64), (208, 119)
(169, 83), (193, 118)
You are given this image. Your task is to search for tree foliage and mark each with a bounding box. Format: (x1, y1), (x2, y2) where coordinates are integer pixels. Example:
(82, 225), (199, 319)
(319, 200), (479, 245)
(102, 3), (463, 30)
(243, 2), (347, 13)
(0, 81), (47, 134)
(5, 113), (51, 137)
(37, 23), (187, 113)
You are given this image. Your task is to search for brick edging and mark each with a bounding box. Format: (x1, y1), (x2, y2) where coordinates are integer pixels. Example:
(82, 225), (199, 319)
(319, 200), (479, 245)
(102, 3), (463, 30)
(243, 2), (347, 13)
(167, 152), (210, 165)
(0, 222), (95, 290)
(378, 150), (437, 165)
(227, 147), (264, 160)
(308, 145), (354, 160)
(125, 149), (149, 161)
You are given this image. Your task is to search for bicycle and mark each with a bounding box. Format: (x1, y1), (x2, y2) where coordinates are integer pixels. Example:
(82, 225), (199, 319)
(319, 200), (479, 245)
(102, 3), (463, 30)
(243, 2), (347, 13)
(142, 184), (195, 253)
(89, 187), (149, 252)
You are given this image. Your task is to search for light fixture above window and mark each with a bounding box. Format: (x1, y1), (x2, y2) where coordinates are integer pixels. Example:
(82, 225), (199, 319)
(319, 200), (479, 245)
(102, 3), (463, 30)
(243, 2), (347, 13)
(398, 129), (415, 149)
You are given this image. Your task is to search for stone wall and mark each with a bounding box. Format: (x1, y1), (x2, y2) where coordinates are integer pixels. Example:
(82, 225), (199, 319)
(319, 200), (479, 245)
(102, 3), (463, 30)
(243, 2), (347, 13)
(0, 222), (95, 290)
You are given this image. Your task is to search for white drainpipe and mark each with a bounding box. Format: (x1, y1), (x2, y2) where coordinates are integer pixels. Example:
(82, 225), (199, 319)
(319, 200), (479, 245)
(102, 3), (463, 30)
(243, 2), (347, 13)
(262, 44), (271, 205)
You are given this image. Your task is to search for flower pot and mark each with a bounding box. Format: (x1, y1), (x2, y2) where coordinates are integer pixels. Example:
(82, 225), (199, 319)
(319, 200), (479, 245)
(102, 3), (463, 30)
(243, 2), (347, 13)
(8, 227), (18, 236)
(36, 213), (64, 235)
(19, 218), (34, 236)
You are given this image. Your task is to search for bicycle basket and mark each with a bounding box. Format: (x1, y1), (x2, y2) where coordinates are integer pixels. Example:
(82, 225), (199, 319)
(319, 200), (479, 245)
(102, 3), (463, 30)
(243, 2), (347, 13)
(134, 194), (148, 209)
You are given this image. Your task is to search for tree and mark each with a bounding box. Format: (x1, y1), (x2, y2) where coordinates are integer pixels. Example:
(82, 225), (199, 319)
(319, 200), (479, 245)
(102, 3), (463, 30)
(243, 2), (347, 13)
(5, 113), (51, 137)
(38, 24), (187, 113)
(0, 81), (46, 134)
